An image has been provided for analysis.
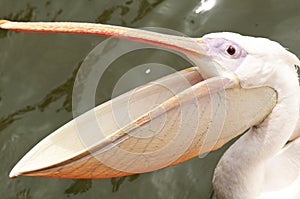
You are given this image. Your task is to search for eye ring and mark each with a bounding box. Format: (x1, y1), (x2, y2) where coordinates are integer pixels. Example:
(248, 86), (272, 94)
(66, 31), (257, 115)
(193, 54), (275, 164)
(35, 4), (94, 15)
(226, 45), (236, 55)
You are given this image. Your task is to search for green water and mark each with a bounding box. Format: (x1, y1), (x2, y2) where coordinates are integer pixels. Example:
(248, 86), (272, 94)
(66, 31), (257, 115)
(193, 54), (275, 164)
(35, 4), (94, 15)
(0, 0), (300, 198)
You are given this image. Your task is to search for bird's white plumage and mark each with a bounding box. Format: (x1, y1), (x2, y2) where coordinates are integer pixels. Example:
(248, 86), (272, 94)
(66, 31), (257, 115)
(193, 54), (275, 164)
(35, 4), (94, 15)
(261, 137), (300, 199)
(204, 32), (300, 199)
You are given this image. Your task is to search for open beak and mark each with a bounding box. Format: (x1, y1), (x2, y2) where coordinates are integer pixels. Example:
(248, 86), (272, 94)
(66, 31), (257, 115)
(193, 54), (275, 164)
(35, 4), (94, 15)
(0, 21), (277, 178)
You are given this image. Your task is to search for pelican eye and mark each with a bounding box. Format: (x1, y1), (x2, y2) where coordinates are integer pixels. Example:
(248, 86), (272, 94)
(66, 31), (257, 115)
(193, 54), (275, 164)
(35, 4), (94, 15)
(226, 45), (236, 55)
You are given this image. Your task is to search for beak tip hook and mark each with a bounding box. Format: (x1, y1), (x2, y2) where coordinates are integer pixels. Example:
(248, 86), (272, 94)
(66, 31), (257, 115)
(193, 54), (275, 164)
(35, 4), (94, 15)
(0, 20), (10, 26)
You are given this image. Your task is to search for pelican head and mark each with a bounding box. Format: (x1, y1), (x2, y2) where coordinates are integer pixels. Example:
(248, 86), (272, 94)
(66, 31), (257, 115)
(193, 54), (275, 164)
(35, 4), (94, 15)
(1, 21), (282, 181)
(203, 32), (299, 88)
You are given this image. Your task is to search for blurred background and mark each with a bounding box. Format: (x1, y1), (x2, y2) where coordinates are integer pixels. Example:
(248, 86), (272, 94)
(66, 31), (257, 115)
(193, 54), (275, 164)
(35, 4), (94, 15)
(0, 0), (299, 198)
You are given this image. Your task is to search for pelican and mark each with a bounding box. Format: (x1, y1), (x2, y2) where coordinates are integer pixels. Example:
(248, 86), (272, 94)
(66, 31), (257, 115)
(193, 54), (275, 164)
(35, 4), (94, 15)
(1, 20), (299, 199)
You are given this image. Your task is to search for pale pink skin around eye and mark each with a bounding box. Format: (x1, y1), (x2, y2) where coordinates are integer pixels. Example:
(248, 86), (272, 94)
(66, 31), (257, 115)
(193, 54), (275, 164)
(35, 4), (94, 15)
(203, 37), (248, 72)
